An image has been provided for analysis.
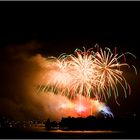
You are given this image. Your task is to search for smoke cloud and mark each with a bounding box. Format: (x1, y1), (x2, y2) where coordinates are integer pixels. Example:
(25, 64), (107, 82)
(0, 41), (138, 121)
(0, 41), (68, 121)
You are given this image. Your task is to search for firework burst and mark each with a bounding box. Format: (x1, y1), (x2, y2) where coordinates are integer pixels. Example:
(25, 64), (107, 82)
(37, 44), (136, 105)
(36, 44), (137, 118)
(56, 95), (114, 118)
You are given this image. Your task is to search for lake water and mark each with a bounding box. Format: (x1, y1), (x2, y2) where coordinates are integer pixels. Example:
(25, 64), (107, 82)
(24, 126), (123, 138)
(0, 125), (137, 139)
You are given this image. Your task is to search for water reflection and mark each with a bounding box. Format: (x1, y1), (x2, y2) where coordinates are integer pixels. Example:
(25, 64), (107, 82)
(30, 125), (121, 134)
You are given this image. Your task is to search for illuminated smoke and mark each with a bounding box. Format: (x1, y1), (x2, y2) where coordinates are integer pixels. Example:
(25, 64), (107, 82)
(36, 45), (136, 119)
(37, 46), (136, 102)
(0, 42), (136, 120)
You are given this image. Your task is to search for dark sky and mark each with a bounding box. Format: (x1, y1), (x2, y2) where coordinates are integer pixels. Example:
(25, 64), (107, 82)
(0, 1), (140, 120)
(0, 2), (139, 60)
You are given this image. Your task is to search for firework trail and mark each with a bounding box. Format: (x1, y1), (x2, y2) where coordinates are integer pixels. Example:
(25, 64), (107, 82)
(36, 44), (136, 118)
(37, 45), (136, 101)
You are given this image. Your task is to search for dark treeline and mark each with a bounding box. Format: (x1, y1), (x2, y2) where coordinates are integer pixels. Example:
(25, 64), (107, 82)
(45, 114), (138, 133)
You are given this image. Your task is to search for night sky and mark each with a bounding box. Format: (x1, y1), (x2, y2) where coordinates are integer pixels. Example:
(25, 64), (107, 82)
(0, 1), (140, 120)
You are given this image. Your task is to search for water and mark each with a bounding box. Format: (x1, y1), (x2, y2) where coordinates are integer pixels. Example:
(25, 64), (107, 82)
(24, 125), (123, 138)
(0, 125), (137, 138)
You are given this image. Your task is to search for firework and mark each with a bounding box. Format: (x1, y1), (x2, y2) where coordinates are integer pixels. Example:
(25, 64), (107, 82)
(37, 45), (136, 104)
(56, 95), (114, 118)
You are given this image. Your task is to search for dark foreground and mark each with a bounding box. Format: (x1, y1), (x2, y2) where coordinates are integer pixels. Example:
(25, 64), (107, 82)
(0, 127), (139, 139)
(0, 116), (140, 139)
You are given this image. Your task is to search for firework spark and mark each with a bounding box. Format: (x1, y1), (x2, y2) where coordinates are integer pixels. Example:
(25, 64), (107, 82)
(35, 45), (137, 119)
(56, 95), (113, 118)
(37, 45), (136, 103)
